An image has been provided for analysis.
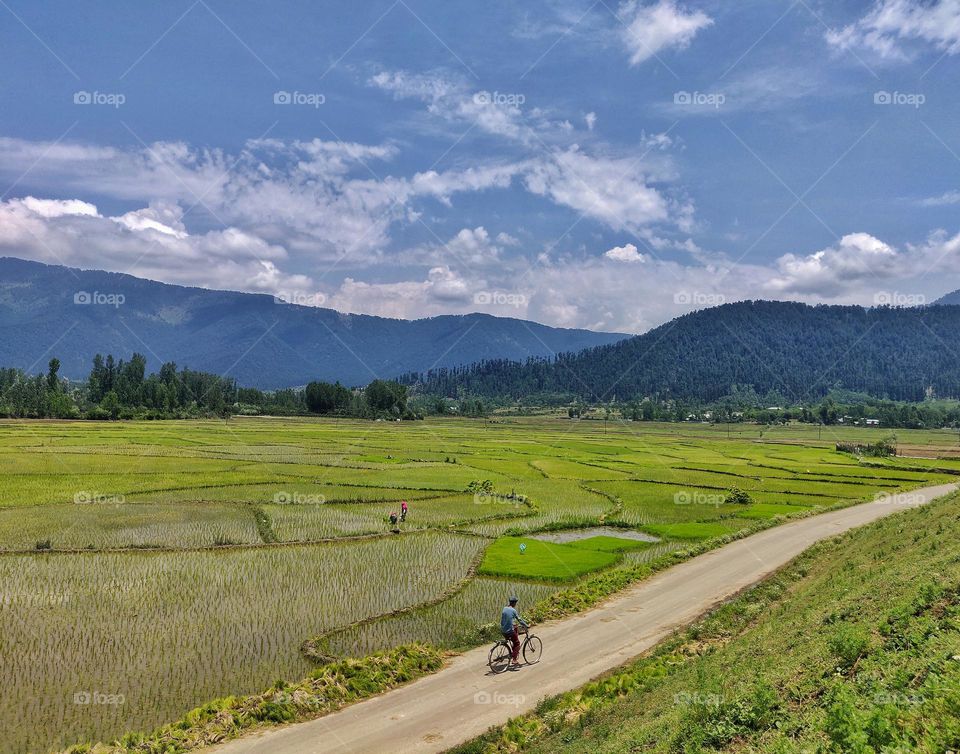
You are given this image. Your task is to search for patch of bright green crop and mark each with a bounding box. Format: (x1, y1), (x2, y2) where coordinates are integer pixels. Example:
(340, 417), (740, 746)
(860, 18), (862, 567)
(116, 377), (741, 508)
(478, 536), (619, 581)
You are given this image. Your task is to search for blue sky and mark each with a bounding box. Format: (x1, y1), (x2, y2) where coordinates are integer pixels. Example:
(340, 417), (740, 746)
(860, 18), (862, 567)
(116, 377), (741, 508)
(2, 0), (960, 332)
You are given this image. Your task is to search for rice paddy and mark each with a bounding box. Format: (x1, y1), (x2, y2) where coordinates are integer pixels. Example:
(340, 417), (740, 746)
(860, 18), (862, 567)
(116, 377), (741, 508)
(1, 416), (959, 753)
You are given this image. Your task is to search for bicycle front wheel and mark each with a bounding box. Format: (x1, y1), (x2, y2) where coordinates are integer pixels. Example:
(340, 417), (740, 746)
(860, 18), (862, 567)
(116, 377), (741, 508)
(522, 635), (543, 665)
(489, 642), (512, 674)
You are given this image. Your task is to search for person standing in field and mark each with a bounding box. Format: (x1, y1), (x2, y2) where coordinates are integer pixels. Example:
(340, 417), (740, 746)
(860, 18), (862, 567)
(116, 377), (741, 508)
(400, 500), (408, 521)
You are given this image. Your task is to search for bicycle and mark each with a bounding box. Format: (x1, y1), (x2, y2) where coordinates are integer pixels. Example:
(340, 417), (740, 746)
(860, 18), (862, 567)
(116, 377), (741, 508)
(488, 624), (543, 673)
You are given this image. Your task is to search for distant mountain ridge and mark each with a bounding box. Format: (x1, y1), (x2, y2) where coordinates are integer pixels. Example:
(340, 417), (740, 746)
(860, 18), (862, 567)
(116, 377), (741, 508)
(0, 257), (627, 388)
(934, 289), (960, 305)
(413, 300), (960, 402)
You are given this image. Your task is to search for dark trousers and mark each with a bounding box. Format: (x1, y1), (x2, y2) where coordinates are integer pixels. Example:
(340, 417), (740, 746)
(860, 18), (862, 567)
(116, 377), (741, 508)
(503, 627), (520, 661)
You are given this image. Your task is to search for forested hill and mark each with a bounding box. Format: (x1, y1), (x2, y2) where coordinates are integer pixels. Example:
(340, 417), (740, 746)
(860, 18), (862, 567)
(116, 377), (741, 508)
(0, 257), (626, 389)
(409, 301), (960, 403)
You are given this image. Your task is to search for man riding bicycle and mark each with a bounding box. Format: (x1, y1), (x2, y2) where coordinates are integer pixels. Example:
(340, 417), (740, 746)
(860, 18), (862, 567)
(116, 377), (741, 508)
(500, 595), (528, 669)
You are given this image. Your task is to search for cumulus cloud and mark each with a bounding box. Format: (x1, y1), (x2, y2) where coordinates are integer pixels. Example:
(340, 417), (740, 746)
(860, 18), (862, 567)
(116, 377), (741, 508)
(826, 0), (960, 61)
(619, 0), (713, 66)
(604, 243), (646, 262)
(0, 196), (312, 296)
(524, 145), (681, 232)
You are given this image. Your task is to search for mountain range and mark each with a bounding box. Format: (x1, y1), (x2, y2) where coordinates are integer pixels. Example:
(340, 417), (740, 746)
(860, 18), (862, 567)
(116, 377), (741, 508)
(0, 257), (627, 389)
(413, 300), (960, 403)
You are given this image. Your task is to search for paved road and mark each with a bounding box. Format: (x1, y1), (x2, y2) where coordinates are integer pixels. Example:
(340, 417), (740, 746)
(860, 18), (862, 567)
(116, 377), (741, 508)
(209, 483), (957, 754)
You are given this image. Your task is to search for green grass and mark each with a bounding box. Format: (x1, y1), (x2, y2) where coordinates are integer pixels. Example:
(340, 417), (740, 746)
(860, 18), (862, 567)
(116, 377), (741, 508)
(0, 416), (957, 752)
(566, 535), (654, 553)
(450, 492), (960, 754)
(478, 536), (620, 581)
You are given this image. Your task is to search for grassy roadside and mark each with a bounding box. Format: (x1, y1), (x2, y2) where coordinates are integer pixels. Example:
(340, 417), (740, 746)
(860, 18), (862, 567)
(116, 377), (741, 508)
(61, 645), (443, 754)
(450, 493), (960, 754)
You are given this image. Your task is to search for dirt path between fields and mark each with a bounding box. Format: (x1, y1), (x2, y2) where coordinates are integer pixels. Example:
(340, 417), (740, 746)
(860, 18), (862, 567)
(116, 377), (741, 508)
(208, 482), (958, 754)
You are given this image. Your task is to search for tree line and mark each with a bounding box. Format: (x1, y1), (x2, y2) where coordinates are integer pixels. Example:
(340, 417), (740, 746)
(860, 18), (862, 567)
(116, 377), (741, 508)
(0, 354), (419, 420)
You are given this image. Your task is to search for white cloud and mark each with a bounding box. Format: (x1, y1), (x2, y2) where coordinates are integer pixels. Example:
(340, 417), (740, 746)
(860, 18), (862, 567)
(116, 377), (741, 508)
(0, 196), (310, 296)
(326, 266), (477, 319)
(919, 189), (960, 206)
(604, 243), (646, 262)
(523, 145), (677, 231)
(826, 0), (960, 61)
(767, 233), (899, 296)
(619, 0), (713, 66)
(584, 112), (597, 131)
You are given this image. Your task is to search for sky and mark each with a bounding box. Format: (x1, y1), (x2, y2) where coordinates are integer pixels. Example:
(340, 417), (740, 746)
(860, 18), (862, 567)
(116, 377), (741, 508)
(1, 0), (960, 334)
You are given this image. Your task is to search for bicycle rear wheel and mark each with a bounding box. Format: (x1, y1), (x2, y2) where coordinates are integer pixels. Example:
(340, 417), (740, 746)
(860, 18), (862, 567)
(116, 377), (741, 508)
(522, 635), (543, 665)
(488, 642), (512, 674)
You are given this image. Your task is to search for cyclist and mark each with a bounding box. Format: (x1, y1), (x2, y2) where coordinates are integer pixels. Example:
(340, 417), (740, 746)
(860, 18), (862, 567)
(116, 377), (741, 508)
(500, 595), (528, 669)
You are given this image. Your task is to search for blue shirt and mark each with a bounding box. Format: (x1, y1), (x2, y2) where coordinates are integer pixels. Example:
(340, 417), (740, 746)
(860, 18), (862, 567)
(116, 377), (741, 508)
(501, 605), (525, 633)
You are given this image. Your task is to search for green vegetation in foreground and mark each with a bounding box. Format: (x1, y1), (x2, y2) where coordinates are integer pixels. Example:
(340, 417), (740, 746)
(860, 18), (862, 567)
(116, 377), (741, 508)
(565, 535), (654, 553)
(62, 644), (443, 754)
(452, 493), (960, 754)
(478, 536), (619, 581)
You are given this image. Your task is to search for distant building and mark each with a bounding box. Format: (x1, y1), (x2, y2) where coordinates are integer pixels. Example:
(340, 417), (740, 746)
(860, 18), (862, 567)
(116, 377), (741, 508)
(865, 418), (880, 426)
